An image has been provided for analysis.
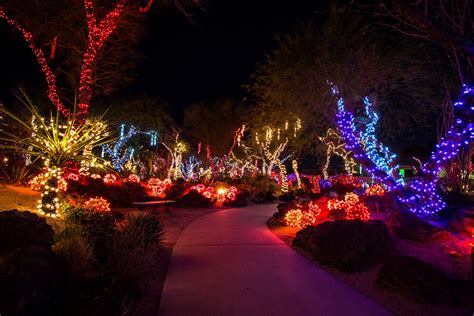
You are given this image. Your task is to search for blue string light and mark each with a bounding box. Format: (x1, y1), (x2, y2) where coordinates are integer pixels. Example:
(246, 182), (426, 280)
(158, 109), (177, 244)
(102, 124), (159, 171)
(333, 83), (473, 215)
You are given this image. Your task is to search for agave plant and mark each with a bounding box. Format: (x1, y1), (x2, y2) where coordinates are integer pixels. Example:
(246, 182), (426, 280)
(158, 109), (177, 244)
(0, 94), (114, 216)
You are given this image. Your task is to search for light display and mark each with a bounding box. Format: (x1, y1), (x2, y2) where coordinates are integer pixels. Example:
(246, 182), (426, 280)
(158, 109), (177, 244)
(251, 119), (301, 192)
(191, 184), (238, 205)
(284, 207), (320, 229)
(103, 173), (117, 184)
(124, 174), (140, 184)
(292, 160), (301, 189)
(326, 192), (370, 221)
(366, 184), (385, 196)
(1, 103), (112, 216)
(359, 97), (402, 185)
(319, 128), (357, 179)
(399, 84), (473, 214)
(147, 178), (172, 196)
(0, 8), (68, 116)
(36, 166), (62, 217)
(333, 83), (473, 215)
(83, 197), (111, 213)
(346, 203), (370, 221)
(29, 172), (49, 191)
(102, 124), (137, 171)
(102, 123), (158, 171)
(181, 156), (202, 181)
(1, 1), (156, 119)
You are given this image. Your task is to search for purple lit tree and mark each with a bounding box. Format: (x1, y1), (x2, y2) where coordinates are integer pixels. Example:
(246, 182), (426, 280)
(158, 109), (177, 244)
(334, 85), (473, 215)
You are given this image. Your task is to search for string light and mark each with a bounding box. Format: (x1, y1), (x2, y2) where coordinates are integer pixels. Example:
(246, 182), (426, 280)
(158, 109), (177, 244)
(366, 184), (385, 196)
(1, 1), (156, 120)
(124, 174), (140, 184)
(83, 197), (111, 212)
(292, 160), (301, 189)
(103, 173), (118, 184)
(333, 83), (473, 215)
(319, 128), (357, 179)
(147, 178), (172, 196)
(0, 8), (68, 116)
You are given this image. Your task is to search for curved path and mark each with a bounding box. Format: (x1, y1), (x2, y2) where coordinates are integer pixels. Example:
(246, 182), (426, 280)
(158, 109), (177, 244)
(159, 205), (391, 316)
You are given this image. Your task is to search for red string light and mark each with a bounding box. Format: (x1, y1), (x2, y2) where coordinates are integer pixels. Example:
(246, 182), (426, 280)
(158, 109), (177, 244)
(0, 8), (69, 117)
(1, 1), (155, 121)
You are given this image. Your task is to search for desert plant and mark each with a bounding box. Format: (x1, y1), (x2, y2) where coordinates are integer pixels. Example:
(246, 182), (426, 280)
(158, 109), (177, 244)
(111, 211), (163, 282)
(0, 92), (114, 216)
(0, 153), (37, 184)
(53, 227), (93, 277)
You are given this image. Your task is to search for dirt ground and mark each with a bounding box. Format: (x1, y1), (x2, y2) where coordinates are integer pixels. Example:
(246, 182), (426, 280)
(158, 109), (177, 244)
(0, 183), (40, 211)
(268, 217), (473, 316)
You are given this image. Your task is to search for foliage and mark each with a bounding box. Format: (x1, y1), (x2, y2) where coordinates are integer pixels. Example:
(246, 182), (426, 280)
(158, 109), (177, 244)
(293, 220), (395, 272)
(111, 211), (163, 281)
(53, 226), (93, 277)
(247, 5), (452, 156)
(0, 153), (36, 184)
(0, 94), (113, 169)
(183, 98), (245, 157)
(93, 96), (175, 135)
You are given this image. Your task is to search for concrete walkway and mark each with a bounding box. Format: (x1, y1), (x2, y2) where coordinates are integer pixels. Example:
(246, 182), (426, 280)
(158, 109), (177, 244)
(159, 204), (391, 316)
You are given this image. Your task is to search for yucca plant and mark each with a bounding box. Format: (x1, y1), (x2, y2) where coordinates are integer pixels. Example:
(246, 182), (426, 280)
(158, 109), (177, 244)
(0, 93), (115, 216)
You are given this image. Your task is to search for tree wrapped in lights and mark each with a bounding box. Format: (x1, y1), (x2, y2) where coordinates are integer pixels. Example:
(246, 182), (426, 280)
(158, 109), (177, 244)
(0, 96), (112, 217)
(243, 118), (302, 192)
(101, 123), (157, 172)
(0, 0), (201, 120)
(334, 84), (474, 215)
(319, 128), (357, 179)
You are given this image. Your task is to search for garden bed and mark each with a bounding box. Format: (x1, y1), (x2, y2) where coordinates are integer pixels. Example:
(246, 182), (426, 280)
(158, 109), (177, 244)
(268, 217), (472, 316)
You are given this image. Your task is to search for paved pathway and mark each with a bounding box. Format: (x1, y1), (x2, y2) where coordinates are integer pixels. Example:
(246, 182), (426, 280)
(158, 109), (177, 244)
(159, 204), (391, 316)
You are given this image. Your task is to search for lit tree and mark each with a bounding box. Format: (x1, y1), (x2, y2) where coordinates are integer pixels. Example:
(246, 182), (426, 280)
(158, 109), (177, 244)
(0, 95), (112, 217)
(374, 0), (474, 194)
(319, 128), (357, 179)
(0, 0), (202, 121)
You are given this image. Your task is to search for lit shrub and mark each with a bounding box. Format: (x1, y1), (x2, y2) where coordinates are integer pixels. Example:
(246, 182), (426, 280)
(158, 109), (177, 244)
(284, 207), (320, 229)
(83, 197), (111, 213)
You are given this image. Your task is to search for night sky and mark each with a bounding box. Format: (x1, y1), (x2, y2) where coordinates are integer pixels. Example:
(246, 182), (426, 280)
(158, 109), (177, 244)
(0, 0), (327, 114)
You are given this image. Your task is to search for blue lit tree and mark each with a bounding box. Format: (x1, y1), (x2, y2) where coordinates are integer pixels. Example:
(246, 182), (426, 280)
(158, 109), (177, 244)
(334, 84), (473, 215)
(102, 124), (158, 172)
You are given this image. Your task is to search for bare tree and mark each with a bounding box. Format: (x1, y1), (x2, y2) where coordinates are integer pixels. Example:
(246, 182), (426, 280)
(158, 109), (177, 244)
(374, 0), (474, 193)
(375, 0), (473, 82)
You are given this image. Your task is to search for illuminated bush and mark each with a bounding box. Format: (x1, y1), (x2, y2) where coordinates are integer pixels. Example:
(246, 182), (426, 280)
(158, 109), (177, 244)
(83, 197), (111, 213)
(284, 205), (321, 229)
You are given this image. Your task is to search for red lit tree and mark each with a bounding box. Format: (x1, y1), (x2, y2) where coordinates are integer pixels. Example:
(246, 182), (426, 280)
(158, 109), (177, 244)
(0, 0), (201, 121)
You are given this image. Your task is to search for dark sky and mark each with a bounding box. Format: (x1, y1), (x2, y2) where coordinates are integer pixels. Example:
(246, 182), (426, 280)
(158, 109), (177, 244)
(0, 0), (327, 114)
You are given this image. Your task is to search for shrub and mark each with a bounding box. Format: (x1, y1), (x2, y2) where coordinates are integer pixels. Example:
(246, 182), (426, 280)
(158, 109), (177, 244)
(293, 220), (395, 272)
(53, 227), (93, 277)
(0, 246), (63, 315)
(60, 204), (115, 264)
(111, 211), (163, 282)
(0, 210), (53, 256)
(178, 190), (212, 207)
(375, 256), (452, 304)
